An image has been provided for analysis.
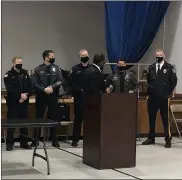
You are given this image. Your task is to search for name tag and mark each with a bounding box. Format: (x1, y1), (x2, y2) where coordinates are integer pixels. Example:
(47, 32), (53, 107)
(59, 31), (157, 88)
(76, 71), (82, 74)
(40, 71), (45, 75)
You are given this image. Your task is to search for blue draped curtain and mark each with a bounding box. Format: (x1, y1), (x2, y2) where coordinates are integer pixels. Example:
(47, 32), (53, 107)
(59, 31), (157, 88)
(105, 1), (170, 71)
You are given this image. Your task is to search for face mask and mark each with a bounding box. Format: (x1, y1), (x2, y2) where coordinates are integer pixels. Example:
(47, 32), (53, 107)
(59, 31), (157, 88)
(15, 64), (22, 70)
(49, 58), (55, 64)
(117, 66), (126, 72)
(156, 57), (163, 63)
(80, 57), (89, 63)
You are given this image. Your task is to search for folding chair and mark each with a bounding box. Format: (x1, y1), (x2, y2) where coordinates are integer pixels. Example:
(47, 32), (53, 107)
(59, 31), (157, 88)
(170, 104), (182, 139)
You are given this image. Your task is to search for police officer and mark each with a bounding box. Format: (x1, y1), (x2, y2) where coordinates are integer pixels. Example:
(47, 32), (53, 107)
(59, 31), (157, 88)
(31, 50), (62, 147)
(110, 61), (137, 93)
(4, 56), (32, 151)
(70, 49), (90, 147)
(142, 49), (177, 148)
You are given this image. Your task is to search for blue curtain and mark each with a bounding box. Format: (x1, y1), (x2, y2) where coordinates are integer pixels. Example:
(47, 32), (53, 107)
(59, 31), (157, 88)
(105, 1), (170, 71)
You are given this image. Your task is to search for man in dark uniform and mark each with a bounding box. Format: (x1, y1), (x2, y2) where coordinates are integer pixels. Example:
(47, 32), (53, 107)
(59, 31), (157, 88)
(4, 56), (32, 151)
(69, 49), (90, 147)
(83, 53), (110, 97)
(142, 49), (177, 148)
(110, 61), (137, 93)
(31, 50), (62, 147)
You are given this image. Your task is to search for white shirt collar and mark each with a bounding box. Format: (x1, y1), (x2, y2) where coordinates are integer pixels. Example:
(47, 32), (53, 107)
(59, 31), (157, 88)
(93, 63), (101, 72)
(156, 60), (164, 69)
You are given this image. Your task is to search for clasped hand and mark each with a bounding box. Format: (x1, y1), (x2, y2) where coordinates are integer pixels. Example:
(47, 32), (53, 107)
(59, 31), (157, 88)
(19, 93), (28, 103)
(44, 86), (53, 94)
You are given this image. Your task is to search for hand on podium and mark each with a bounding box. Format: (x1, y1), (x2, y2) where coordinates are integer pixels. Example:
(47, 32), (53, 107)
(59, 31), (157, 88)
(106, 87), (111, 93)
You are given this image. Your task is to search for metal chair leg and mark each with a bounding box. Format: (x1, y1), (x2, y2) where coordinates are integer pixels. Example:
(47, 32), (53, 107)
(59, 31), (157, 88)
(174, 119), (182, 139)
(3, 128), (7, 145)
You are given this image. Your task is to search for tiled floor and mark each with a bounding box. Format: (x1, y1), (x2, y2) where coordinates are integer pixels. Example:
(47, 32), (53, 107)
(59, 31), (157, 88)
(2, 137), (182, 179)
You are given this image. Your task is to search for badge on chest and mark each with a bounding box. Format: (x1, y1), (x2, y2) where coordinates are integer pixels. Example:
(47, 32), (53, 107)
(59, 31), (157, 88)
(163, 69), (167, 74)
(52, 67), (56, 72)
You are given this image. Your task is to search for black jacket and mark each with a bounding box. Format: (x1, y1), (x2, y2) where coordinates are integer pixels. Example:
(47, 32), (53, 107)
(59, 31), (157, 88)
(112, 70), (137, 93)
(83, 64), (106, 97)
(4, 68), (32, 106)
(69, 63), (90, 96)
(32, 63), (62, 95)
(147, 61), (177, 98)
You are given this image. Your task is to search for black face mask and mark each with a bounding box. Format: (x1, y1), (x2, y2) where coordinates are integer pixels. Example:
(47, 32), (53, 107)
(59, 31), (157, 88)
(117, 66), (126, 72)
(15, 64), (22, 70)
(80, 57), (89, 63)
(156, 57), (163, 63)
(49, 58), (55, 64)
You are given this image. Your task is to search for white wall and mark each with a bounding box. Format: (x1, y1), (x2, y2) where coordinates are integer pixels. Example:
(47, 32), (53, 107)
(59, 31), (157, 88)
(1, 1), (108, 88)
(165, 1), (182, 93)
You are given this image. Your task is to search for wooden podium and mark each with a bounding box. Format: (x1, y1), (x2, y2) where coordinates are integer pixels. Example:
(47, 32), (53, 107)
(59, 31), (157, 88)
(83, 93), (137, 169)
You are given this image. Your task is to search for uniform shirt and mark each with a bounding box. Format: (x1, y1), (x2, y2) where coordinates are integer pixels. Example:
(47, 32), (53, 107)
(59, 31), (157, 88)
(32, 63), (63, 95)
(112, 70), (137, 93)
(69, 63), (90, 96)
(147, 61), (177, 98)
(4, 67), (32, 105)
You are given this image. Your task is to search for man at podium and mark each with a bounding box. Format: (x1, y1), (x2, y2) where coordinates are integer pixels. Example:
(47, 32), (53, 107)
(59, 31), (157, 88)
(83, 53), (110, 97)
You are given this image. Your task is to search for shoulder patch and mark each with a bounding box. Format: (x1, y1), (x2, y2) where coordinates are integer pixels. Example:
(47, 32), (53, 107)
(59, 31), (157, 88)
(4, 74), (8, 77)
(172, 67), (176, 73)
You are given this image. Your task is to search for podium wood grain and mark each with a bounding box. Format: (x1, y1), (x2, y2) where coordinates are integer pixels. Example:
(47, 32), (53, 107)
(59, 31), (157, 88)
(83, 93), (137, 169)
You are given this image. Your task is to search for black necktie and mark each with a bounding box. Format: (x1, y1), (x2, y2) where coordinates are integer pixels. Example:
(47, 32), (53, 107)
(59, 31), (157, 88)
(157, 64), (160, 75)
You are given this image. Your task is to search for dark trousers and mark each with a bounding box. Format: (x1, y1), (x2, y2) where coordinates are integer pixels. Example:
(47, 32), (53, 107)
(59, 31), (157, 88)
(33, 95), (59, 142)
(72, 95), (84, 142)
(6, 102), (29, 146)
(147, 96), (171, 141)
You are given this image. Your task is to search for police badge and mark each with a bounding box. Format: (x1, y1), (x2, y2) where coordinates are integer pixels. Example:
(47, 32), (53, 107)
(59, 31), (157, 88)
(52, 67), (56, 72)
(163, 69), (167, 73)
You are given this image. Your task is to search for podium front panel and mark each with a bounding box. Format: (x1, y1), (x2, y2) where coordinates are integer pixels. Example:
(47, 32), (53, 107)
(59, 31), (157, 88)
(83, 93), (137, 169)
